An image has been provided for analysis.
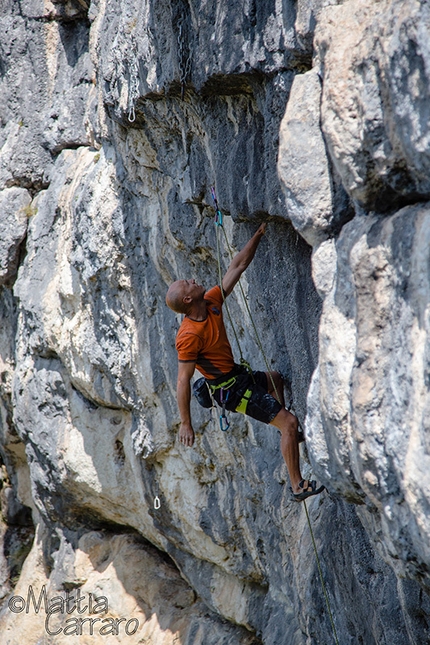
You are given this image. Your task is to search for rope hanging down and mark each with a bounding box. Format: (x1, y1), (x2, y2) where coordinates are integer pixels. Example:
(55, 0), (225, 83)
(210, 187), (339, 645)
(304, 500), (340, 645)
(211, 187), (251, 373)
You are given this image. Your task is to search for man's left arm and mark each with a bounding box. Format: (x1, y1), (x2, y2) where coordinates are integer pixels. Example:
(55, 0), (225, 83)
(221, 223), (266, 297)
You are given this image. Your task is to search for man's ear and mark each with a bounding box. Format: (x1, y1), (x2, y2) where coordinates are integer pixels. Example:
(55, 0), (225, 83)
(183, 295), (192, 304)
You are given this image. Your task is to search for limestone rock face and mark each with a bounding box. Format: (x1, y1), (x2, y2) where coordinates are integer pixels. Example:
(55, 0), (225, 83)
(1, 526), (257, 645)
(307, 203), (430, 580)
(316, 0), (430, 211)
(0, 188), (29, 285)
(0, 0), (430, 644)
(278, 69), (352, 246)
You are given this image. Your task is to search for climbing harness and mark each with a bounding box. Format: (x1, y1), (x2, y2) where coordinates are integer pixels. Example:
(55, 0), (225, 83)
(194, 365), (256, 432)
(235, 388), (252, 414)
(206, 371), (257, 431)
(211, 186), (339, 645)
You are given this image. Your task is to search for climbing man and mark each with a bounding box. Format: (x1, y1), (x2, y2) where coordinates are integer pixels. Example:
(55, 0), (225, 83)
(165, 223), (325, 502)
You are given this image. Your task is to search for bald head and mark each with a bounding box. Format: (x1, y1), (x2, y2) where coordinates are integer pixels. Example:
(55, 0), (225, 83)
(166, 280), (189, 314)
(166, 279), (206, 315)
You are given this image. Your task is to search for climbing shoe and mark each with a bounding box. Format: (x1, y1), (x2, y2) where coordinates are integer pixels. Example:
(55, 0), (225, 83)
(290, 479), (325, 502)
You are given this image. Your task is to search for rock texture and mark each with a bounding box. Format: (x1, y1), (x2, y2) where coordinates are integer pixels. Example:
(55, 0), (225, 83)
(1, 527), (258, 645)
(0, 0), (429, 644)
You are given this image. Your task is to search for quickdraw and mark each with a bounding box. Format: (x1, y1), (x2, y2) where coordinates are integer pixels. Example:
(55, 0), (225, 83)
(207, 375), (253, 429)
(127, 42), (139, 123)
(211, 186), (223, 226)
(208, 377), (235, 431)
(219, 388), (230, 431)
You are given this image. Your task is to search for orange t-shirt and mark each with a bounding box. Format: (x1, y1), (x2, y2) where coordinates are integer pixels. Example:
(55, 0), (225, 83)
(176, 286), (235, 379)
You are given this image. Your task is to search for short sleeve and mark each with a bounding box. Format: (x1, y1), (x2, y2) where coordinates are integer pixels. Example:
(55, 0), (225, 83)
(204, 285), (223, 307)
(176, 331), (203, 362)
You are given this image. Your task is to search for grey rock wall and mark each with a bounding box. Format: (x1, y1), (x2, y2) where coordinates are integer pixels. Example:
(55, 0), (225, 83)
(0, 0), (429, 644)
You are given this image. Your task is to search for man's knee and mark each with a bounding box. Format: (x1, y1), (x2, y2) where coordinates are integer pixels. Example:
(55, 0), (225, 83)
(285, 409), (298, 432)
(270, 407), (297, 433)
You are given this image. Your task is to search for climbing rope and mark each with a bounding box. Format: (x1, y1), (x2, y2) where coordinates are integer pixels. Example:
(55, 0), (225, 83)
(211, 187), (339, 645)
(212, 191), (248, 368)
(304, 500), (340, 645)
(211, 187), (281, 400)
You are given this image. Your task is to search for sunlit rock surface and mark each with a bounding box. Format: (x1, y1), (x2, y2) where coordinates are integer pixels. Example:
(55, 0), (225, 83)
(0, 0), (429, 643)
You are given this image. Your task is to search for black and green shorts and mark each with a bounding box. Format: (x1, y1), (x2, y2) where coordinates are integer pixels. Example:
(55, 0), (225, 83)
(207, 364), (282, 425)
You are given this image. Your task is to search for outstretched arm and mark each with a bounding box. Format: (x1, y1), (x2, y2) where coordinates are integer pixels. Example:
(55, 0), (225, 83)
(177, 360), (197, 446)
(221, 223), (266, 297)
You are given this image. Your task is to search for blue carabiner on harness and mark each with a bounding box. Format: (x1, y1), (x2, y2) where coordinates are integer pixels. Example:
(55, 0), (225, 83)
(211, 186), (223, 227)
(219, 414), (230, 432)
(219, 387), (230, 431)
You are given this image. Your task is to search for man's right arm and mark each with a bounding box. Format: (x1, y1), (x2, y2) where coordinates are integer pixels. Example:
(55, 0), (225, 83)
(221, 223), (266, 297)
(177, 360), (197, 447)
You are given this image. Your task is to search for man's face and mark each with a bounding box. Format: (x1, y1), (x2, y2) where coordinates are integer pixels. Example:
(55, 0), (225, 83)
(181, 279), (205, 301)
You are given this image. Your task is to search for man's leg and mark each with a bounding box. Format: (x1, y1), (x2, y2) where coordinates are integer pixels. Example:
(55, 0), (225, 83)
(237, 373), (324, 499)
(265, 371), (285, 406)
(269, 408), (303, 493)
(266, 371), (305, 442)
